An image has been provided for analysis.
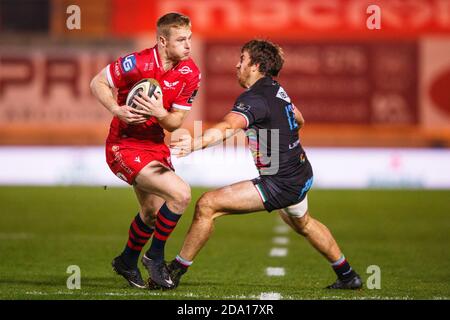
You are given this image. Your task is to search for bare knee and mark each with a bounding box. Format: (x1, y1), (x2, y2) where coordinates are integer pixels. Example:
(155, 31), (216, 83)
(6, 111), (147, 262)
(194, 193), (216, 221)
(168, 183), (191, 213)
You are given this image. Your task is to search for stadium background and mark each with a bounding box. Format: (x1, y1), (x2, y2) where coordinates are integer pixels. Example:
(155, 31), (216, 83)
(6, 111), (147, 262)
(0, 0), (449, 300)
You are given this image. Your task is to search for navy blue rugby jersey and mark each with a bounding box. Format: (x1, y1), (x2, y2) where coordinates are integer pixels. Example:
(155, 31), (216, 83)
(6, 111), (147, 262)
(231, 76), (308, 176)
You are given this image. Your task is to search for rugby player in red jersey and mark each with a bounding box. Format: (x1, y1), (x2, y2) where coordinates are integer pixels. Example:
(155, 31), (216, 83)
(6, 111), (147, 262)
(90, 13), (200, 289)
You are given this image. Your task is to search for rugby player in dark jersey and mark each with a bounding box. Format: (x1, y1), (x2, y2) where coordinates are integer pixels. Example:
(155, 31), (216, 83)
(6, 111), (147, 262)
(169, 40), (362, 290)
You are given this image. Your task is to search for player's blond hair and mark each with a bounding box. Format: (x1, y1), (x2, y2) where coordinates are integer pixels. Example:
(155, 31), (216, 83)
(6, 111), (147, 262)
(157, 12), (191, 38)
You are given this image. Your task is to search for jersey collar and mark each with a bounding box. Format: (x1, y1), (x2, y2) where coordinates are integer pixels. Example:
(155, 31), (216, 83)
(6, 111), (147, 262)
(250, 76), (272, 90)
(152, 45), (183, 74)
(152, 45), (163, 72)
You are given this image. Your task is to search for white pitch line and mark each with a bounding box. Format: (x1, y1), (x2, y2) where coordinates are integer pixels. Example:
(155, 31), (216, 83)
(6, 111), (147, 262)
(273, 225), (289, 234)
(25, 291), (430, 300)
(259, 219), (289, 300)
(0, 233), (34, 240)
(259, 292), (282, 300)
(269, 247), (288, 257)
(265, 267), (285, 276)
(272, 236), (289, 245)
(24, 290), (294, 300)
(0, 233), (126, 241)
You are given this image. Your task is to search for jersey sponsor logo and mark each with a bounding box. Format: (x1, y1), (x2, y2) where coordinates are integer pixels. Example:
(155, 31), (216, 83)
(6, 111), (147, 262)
(234, 101), (251, 112)
(298, 176), (313, 200)
(276, 86), (291, 103)
(285, 104), (298, 130)
(187, 89), (199, 104)
(122, 54), (136, 72)
(163, 80), (180, 89)
(178, 65), (192, 74)
(113, 62), (121, 78)
(289, 139), (300, 150)
(144, 62), (154, 72)
(134, 156), (141, 163)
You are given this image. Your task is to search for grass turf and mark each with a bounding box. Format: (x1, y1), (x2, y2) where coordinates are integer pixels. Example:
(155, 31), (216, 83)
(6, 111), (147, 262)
(0, 187), (449, 300)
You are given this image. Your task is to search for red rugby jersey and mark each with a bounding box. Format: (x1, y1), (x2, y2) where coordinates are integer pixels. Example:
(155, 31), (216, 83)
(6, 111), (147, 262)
(105, 45), (201, 147)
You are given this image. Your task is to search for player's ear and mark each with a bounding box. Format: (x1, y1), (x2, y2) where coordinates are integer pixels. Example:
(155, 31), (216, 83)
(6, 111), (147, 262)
(158, 35), (167, 47)
(251, 63), (260, 73)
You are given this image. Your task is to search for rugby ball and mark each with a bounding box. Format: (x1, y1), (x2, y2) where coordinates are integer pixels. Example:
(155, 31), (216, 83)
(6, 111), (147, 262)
(126, 78), (162, 109)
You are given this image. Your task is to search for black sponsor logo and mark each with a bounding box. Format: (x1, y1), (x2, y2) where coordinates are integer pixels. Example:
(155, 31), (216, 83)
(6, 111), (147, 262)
(187, 89), (198, 104)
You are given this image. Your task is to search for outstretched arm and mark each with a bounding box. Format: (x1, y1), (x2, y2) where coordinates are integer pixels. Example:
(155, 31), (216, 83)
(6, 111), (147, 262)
(170, 112), (247, 157)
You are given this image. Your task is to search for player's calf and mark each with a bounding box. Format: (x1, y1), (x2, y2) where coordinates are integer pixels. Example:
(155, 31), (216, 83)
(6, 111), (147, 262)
(121, 213), (154, 268)
(281, 204), (361, 290)
(139, 201), (161, 227)
(144, 203), (182, 261)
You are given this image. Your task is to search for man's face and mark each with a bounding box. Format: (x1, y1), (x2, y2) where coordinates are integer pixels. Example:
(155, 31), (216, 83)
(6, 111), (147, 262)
(163, 26), (192, 61)
(236, 51), (253, 88)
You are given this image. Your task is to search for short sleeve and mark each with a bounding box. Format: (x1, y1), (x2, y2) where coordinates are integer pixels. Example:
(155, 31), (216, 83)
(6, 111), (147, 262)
(231, 94), (269, 128)
(172, 73), (201, 111)
(106, 53), (142, 89)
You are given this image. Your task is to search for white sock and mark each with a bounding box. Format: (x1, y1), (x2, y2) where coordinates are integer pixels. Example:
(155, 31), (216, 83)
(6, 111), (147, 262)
(176, 254), (193, 267)
(331, 255), (346, 267)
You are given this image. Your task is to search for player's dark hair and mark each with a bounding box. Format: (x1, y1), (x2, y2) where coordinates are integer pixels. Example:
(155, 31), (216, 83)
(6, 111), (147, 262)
(157, 12), (191, 38)
(241, 40), (284, 77)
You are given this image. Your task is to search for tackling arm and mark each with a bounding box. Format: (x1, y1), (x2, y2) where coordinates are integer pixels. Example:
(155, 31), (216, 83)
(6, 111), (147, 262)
(194, 112), (246, 150)
(171, 112), (247, 157)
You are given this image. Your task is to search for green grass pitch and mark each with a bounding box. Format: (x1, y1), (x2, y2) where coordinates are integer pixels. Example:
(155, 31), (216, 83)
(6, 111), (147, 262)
(0, 187), (449, 300)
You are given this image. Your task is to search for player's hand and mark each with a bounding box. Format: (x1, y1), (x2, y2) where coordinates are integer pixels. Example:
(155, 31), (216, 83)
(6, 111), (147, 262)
(132, 92), (168, 120)
(112, 105), (148, 125)
(170, 134), (196, 158)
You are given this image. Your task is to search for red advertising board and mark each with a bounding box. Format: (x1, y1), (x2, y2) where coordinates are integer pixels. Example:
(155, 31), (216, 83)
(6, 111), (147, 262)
(203, 41), (418, 124)
(112, 0), (450, 38)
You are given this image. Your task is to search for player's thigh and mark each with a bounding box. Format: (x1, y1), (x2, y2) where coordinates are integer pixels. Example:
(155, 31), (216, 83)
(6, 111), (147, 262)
(134, 160), (190, 202)
(133, 187), (165, 220)
(198, 180), (266, 218)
